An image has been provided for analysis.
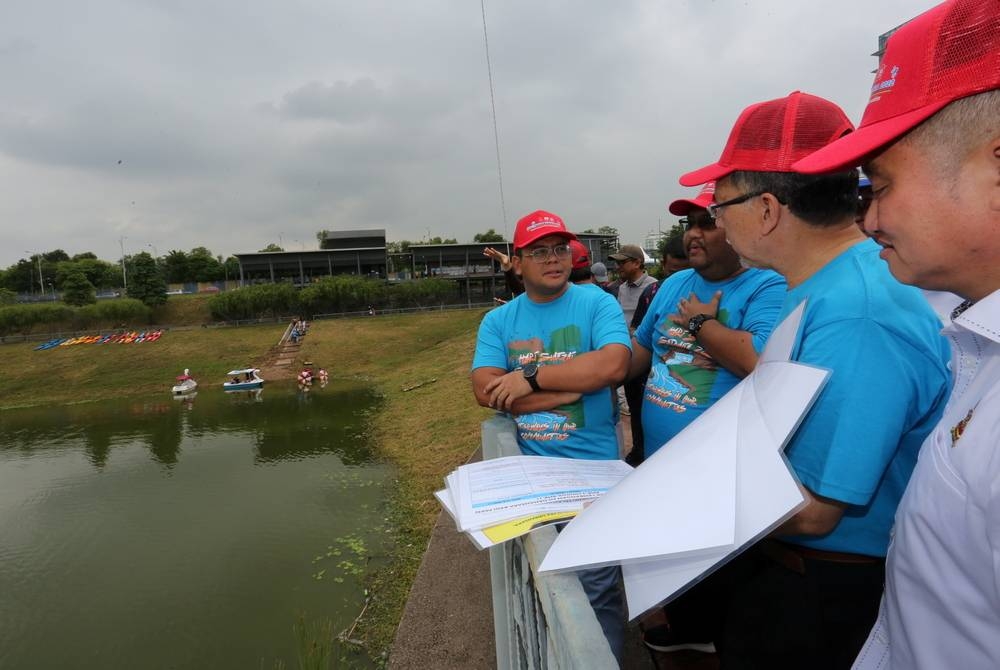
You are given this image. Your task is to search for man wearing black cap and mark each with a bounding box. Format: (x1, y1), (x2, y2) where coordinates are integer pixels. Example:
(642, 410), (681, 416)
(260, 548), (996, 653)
(610, 244), (657, 328)
(609, 243), (658, 459)
(794, 2), (1000, 667)
(471, 209), (631, 662)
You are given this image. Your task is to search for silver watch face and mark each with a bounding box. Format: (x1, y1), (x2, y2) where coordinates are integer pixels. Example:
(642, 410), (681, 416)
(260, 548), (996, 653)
(522, 363), (538, 378)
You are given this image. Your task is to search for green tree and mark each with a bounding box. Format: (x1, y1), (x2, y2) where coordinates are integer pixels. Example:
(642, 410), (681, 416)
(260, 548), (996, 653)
(0, 288), (15, 305)
(127, 252), (168, 307)
(473, 229), (505, 243)
(186, 247), (224, 282)
(386, 240), (412, 254)
(61, 270), (97, 306)
(2, 259), (36, 293)
(259, 243), (284, 252)
(55, 258), (118, 289)
(43, 249), (70, 263)
(222, 256), (240, 283)
(162, 250), (190, 283)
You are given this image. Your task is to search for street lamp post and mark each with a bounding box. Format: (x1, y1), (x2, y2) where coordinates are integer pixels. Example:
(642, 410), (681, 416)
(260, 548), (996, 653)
(24, 251), (43, 295)
(119, 236), (128, 290)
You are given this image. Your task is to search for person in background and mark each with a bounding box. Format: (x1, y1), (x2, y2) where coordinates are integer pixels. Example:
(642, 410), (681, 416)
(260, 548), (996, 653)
(609, 243), (658, 446)
(591, 261), (618, 296)
(792, 2), (999, 667)
(471, 210), (631, 663)
(610, 244), (658, 328)
(662, 235), (689, 276)
(483, 246), (524, 298)
(569, 240), (598, 285)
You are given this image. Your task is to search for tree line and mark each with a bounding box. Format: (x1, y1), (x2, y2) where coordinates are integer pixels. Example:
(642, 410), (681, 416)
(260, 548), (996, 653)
(0, 248), (239, 305)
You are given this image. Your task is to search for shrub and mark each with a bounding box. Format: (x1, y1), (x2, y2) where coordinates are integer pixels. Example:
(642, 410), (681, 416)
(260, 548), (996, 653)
(76, 299), (151, 328)
(61, 271), (97, 306)
(0, 303), (74, 337)
(299, 276), (387, 315)
(207, 283), (300, 321)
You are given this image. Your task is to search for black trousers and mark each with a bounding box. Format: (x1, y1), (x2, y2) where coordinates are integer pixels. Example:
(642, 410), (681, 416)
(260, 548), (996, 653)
(623, 376), (646, 465)
(664, 543), (885, 670)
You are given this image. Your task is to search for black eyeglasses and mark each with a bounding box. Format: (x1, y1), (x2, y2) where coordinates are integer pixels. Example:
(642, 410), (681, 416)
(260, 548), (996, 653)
(523, 243), (571, 263)
(680, 216), (717, 232)
(707, 190), (766, 220)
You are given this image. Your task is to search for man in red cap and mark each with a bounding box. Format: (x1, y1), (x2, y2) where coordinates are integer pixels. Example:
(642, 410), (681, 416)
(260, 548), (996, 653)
(793, 2), (1000, 668)
(674, 91), (951, 668)
(629, 181), (786, 654)
(568, 239), (598, 285)
(470, 209), (631, 662)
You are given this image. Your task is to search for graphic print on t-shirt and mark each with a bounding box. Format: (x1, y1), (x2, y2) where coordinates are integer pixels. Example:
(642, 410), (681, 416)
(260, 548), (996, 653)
(507, 324), (585, 441)
(645, 309), (729, 414)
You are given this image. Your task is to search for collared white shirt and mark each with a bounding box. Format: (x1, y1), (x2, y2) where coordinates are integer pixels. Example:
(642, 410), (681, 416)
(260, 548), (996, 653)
(854, 289), (1000, 670)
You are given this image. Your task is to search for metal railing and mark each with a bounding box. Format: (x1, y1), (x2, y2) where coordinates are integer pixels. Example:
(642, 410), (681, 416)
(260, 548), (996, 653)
(482, 416), (617, 669)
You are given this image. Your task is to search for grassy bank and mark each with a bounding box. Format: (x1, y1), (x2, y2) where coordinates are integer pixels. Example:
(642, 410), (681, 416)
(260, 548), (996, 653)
(0, 307), (491, 661)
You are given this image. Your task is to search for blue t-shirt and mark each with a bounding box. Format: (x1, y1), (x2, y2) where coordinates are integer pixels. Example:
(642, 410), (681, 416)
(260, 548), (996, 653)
(472, 282), (631, 460)
(780, 240), (951, 556)
(634, 267), (786, 457)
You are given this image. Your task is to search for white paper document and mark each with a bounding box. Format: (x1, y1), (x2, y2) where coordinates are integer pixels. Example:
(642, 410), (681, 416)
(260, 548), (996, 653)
(538, 301), (830, 619)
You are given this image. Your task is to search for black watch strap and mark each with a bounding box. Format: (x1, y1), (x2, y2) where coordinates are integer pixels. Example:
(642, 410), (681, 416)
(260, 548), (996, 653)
(688, 314), (717, 335)
(522, 363), (542, 392)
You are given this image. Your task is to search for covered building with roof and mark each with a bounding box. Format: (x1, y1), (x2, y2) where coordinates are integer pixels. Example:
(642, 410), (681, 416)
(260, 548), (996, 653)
(232, 230), (617, 302)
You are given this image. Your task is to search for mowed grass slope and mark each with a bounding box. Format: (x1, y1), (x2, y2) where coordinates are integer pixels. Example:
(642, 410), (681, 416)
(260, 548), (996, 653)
(0, 306), (494, 658)
(0, 325), (285, 409)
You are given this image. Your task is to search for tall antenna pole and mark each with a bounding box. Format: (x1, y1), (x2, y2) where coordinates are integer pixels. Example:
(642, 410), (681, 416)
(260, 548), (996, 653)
(480, 0), (508, 242)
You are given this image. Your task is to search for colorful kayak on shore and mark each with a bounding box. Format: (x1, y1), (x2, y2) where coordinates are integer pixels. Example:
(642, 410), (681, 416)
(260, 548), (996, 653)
(34, 330), (165, 349)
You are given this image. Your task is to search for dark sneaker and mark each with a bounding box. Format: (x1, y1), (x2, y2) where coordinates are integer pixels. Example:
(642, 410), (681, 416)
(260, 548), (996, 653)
(641, 625), (716, 653)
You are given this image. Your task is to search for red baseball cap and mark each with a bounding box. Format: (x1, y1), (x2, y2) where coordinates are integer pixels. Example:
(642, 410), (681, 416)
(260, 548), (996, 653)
(668, 182), (716, 216)
(569, 240), (591, 270)
(795, 0), (999, 174)
(513, 210), (577, 251)
(679, 92), (854, 186)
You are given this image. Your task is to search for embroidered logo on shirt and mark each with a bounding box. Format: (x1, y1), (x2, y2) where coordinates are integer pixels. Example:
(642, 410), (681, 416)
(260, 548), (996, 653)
(950, 408), (975, 447)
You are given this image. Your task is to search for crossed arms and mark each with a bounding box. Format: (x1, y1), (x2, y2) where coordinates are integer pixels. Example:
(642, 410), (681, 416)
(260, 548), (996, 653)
(471, 343), (630, 414)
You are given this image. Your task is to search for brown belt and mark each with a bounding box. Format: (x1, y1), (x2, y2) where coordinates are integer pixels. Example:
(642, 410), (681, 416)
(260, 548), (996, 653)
(759, 539), (883, 575)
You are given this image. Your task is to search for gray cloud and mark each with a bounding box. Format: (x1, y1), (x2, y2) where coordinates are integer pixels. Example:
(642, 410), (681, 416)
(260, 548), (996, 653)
(0, 0), (940, 267)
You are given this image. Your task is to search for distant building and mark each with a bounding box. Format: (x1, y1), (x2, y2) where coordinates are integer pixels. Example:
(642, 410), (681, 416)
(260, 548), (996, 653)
(234, 229), (387, 286)
(232, 229), (617, 302)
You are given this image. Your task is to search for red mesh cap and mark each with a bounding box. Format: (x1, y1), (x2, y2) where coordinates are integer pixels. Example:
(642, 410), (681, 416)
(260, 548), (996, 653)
(569, 240), (591, 269)
(512, 210), (577, 251)
(679, 92), (855, 186)
(796, 0), (1000, 173)
(668, 182), (716, 216)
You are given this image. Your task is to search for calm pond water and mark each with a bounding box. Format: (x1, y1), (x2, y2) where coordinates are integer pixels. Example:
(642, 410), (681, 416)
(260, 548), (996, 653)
(0, 383), (394, 669)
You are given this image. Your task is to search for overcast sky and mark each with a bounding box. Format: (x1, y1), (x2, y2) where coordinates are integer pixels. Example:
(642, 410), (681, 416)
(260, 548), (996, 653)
(1, 0), (938, 267)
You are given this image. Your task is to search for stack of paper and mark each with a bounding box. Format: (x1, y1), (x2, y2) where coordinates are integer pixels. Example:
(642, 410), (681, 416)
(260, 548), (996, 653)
(436, 455), (633, 550)
(538, 301), (829, 619)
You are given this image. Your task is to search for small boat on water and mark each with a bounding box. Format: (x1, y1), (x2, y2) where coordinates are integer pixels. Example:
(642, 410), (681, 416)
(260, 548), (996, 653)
(172, 368), (198, 395)
(223, 368), (264, 391)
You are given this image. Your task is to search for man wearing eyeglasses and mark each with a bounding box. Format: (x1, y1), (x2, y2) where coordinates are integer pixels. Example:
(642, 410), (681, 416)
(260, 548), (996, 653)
(608, 243), (659, 461)
(672, 91), (950, 669)
(610, 244), (657, 328)
(629, 181), (786, 652)
(470, 209), (631, 662)
(793, 2), (999, 668)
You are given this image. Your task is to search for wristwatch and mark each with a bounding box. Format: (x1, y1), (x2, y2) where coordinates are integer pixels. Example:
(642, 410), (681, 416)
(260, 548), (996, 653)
(522, 362), (542, 391)
(687, 314), (716, 335)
